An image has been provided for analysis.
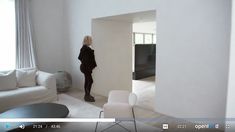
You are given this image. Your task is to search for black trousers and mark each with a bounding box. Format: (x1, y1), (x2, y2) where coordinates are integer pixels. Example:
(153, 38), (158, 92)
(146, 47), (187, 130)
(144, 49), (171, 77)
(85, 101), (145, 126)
(80, 65), (93, 96)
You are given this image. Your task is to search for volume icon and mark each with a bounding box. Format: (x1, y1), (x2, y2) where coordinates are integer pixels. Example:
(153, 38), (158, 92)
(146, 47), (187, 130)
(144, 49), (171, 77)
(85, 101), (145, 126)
(19, 124), (25, 129)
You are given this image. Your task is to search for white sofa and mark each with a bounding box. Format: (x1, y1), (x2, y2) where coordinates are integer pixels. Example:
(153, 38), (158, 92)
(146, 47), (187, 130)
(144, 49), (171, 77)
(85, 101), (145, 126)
(0, 70), (57, 113)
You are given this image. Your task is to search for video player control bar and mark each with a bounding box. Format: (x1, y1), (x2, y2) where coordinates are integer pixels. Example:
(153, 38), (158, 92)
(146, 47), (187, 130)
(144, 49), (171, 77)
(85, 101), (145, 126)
(0, 118), (115, 122)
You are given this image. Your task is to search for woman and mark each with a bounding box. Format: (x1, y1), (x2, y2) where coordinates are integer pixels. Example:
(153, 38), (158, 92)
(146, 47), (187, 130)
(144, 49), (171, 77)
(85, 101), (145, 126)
(78, 36), (97, 102)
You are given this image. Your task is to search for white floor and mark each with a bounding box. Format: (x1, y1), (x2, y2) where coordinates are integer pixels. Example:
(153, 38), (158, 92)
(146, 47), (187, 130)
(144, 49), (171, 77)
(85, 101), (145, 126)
(132, 76), (155, 111)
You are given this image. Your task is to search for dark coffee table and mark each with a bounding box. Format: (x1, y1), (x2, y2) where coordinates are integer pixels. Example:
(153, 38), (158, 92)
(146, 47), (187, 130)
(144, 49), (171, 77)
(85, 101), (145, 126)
(0, 103), (69, 131)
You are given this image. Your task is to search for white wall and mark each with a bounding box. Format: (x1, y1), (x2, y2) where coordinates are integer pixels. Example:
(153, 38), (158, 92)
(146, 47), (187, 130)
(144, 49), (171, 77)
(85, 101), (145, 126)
(225, 1), (235, 131)
(133, 22), (156, 34)
(226, 0), (235, 120)
(155, 0), (231, 118)
(36, 0), (232, 119)
(30, 0), (66, 73)
(92, 19), (132, 96)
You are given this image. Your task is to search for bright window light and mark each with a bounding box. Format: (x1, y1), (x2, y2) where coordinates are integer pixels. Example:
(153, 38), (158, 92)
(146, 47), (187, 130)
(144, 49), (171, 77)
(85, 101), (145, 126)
(0, 0), (16, 71)
(144, 34), (153, 44)
(153, 34), (156, 44)
(135, 33), (144, 44)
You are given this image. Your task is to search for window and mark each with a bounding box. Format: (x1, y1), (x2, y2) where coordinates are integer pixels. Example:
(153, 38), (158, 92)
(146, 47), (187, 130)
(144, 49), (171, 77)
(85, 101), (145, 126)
(0, 0), (16, 71)
(144, 34), (153, 44)
(153, 34), (156, 44)
(134, 33), (144, 44)
(133, 32), (156, 44)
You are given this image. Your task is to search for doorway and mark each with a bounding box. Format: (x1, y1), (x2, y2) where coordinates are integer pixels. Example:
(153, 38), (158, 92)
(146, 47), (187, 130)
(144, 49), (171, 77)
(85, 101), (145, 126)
(132, 21), (156, 111)
(92, 10), (156, 111)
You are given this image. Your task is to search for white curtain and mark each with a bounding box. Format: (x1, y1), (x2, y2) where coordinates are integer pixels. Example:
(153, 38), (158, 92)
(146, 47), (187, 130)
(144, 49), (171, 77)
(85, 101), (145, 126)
(15, 0), (37, 69)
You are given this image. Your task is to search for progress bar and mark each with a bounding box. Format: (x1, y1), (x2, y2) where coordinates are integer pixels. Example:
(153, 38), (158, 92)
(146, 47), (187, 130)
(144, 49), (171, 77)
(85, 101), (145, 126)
(0, 118), (115, 122)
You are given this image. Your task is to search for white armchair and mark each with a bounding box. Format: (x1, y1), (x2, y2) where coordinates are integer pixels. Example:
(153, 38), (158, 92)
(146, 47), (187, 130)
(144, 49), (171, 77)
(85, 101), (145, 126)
(95, 90), (138, 132)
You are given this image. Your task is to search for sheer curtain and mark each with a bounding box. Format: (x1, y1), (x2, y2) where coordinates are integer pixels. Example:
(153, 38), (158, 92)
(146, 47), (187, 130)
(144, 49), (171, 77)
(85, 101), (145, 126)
(15, 0), (37, 69)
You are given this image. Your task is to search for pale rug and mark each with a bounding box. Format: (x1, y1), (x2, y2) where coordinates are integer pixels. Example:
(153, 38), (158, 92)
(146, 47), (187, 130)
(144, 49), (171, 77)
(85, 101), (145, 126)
(31, 94), (161, 132)
(132, 76), (155, 111)
(55, 94), (102, 118)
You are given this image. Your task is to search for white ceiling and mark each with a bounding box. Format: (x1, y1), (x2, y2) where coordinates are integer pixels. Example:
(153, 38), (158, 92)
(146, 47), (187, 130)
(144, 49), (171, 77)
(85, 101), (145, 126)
(95, 10), (156, 23)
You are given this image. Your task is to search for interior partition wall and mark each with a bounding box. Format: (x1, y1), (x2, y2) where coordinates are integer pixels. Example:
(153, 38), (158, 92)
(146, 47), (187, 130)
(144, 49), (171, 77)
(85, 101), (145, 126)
(92, 19), (132, 97)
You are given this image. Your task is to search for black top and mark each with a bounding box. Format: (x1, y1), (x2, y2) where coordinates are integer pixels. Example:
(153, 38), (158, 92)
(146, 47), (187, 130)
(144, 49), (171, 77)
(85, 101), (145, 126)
(78, 45), (97, 72)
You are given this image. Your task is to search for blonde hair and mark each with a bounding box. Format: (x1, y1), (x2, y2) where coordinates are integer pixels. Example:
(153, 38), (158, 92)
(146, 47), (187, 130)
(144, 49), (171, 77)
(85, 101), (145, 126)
(83, 35), (92, 45)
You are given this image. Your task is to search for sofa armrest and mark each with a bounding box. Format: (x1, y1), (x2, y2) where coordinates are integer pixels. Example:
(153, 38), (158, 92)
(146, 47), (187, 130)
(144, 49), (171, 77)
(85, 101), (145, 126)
(103, 103), (133, 119)
(36, 71), (56, 90)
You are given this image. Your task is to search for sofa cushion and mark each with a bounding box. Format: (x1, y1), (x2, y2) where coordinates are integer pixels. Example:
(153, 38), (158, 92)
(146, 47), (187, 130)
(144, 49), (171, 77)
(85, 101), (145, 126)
(0, 70), (17, 91)
(0, 86), (55, 112)
(16, 68), (37, 88)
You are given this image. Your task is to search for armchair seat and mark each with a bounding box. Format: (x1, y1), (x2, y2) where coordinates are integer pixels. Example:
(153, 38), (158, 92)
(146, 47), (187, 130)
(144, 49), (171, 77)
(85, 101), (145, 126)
(103, 103), (132, 119)
(95, 90), (138, 132)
